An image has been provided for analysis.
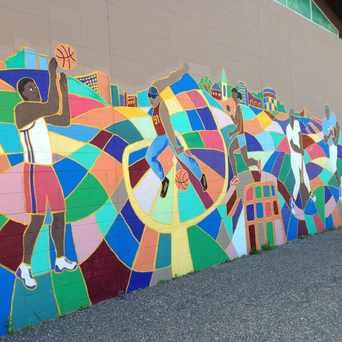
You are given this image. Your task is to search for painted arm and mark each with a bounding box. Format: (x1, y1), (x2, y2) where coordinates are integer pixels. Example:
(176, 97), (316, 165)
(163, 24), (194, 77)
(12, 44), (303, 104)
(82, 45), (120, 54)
(15, 58), (60, 130)
(159, 101), (182, 153)
(46, 73), (70, 126)
(152, 63), (189, 93)
(290, 139), (302, 154)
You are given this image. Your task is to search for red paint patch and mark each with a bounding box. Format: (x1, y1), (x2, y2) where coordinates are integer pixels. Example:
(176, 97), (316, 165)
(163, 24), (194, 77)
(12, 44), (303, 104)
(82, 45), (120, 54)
(80, 241), (130, 304)
(0, 220), (25, 271)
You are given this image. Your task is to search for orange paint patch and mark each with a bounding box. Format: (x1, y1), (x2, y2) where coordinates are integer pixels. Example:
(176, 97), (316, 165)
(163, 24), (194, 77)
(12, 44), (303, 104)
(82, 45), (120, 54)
(159, 148), (173, 177)
(134, 227), (159, 272)
(0, 155), (11, 173)
(333, 206), (341, 227)
(195, 157), (225, 202)
(176, 93), (194, 110)
(244, 119), (263, 135)
(72, 106), (122, 129)
(311, 177), (324, 191)
(90, 151), (123, 197)
(0, 79), (15, 92)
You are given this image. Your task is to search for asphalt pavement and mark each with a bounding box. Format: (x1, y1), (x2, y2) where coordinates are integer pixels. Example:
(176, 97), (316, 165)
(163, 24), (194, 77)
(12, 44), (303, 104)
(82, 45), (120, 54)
(2, 229), (342, 342)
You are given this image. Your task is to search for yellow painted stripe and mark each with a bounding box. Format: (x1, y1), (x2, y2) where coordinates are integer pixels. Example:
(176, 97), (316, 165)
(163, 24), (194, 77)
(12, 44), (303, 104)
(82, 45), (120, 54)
(171, 228), (194, 277)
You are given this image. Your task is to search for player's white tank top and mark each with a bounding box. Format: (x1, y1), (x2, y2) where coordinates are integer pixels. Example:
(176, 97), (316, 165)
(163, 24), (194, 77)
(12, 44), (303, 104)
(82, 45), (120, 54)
(19, 118), (53, 165)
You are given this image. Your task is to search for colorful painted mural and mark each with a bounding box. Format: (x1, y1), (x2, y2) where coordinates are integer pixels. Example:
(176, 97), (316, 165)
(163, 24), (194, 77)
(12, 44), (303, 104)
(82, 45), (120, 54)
(0, 47), (341, 335)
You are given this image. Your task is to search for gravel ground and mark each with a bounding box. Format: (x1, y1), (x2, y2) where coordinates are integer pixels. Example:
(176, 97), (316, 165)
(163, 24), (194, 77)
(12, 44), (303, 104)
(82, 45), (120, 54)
(2, 229), (342, 342)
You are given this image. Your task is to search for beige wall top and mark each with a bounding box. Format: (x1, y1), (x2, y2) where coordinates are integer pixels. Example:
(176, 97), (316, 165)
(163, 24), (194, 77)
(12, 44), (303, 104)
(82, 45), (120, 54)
(0, 0), (341, 117)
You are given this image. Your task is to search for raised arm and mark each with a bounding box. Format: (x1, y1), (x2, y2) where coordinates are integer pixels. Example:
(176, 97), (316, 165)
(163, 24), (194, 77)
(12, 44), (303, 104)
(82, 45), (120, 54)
(152, 63), (189, 93)
(46, 73), (70, 126)
(15, 58), (60, 129)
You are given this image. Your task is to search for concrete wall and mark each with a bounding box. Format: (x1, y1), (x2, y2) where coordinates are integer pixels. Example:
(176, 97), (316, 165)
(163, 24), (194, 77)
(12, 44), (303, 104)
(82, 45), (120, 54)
(0, 0), (341, 116)
(0, 0), (341, 336)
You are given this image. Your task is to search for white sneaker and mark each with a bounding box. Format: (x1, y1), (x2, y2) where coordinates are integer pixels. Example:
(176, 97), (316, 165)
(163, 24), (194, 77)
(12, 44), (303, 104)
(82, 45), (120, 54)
(16, 263), (37, 290)
(55, 257), (77, 273)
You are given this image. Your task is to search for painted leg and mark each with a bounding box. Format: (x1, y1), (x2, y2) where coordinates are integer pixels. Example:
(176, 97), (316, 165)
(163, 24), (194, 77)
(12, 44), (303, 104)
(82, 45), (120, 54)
(146, 135), (170, 197)
(51, 212), (77, 272)
(17, 214), (45, 290)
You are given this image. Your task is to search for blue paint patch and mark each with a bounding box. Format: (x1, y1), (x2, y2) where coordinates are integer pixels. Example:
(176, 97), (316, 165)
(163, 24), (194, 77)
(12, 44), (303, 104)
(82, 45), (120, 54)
(11, 274), (58, 332)
(170, 73), (199, 94)
(187, 109), (205, 130)
(156, 234), (171, 268)
(256, 203), (264, 218)
(7, 153), (24, 166)
(246, 204), (254, 221)
(121, 201), (145, 241)
(245, 133), (263, 152)
(0, 267), (15, 336)
(197, 107), (217, 130)
(0, 69), (49, 101)
(287, 215), (298, 241)
(54, 158), (87, 197)
(48, 125), (99, 142)
(127, 271), (152, 293)
(129, 147), (148, 166)
(0, 124), (23, 153)
(106, 215), (139, 267)
(65, 224), (78, 263)
(197, 209), (221, 239)
(326, 215), (334, 231)
(264, 151), (280, 173)
(104, 135), (128, 162)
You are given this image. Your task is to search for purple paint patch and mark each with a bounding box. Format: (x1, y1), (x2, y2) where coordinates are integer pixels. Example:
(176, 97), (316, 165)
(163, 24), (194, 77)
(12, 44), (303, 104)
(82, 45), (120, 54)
(191, 149), (225, 177)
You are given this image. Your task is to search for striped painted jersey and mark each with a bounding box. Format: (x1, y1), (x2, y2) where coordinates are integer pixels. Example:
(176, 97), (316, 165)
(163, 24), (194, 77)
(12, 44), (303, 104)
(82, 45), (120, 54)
(19, 118), (53, 165)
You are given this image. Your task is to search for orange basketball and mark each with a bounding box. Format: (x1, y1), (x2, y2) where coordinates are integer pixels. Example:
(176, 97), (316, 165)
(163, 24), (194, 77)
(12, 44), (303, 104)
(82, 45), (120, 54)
(55, 43), (77, 70)
(175, 168), (190, 191)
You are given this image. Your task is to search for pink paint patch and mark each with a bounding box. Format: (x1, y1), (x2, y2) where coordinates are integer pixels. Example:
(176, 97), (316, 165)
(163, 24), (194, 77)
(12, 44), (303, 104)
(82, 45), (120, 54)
(200, 131), (224, 151)
(0, 164), (29, 224)
(187, 90), (207, 108)
(245, 187), (254, 201)
(325, 196), (337, 217)
(226, 242), (238, 260)
(306, 144), (326, 160)
(277, 138), (290, 153)
(313, 214), (324, 233)
(72, 215), (103, 263)
(274, 219), (286, 245)
(69, 94), (105, 118)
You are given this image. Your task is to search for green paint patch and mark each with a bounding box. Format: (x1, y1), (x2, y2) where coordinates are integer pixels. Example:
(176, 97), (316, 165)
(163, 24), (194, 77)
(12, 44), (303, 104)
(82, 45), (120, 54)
(107, 120), (143, 144)
(0, 92), (21, 123)
(69, 144), (101, 170)
(67, 78), (107, 105)
(305, 215), (317, 235)
(52, 268), (90, 315)
(151, 168), (174, 224)
(183, 132), (205, 149)
(178, 183), (206, 222)
(188, 226), (228, 272)
(278, 154), (291, 183)
(31, 225), (51, 275)
(266, 222), (274, 246)
(235, 153), (248, 174)
(66, 174), (108, 222)
(0, 215), (8, 230)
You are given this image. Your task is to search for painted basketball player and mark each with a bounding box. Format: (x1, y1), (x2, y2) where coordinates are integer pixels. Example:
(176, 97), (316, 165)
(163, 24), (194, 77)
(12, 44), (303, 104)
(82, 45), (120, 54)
(15, 57), (76, 290)
(146, 64), (207, 197)
(228, 88), (259, 184)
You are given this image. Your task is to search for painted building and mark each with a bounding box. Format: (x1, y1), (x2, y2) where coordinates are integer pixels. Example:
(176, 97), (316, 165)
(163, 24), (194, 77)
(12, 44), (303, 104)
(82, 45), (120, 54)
(76, 71), (111, 104)
(5, 48), (48, 70)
